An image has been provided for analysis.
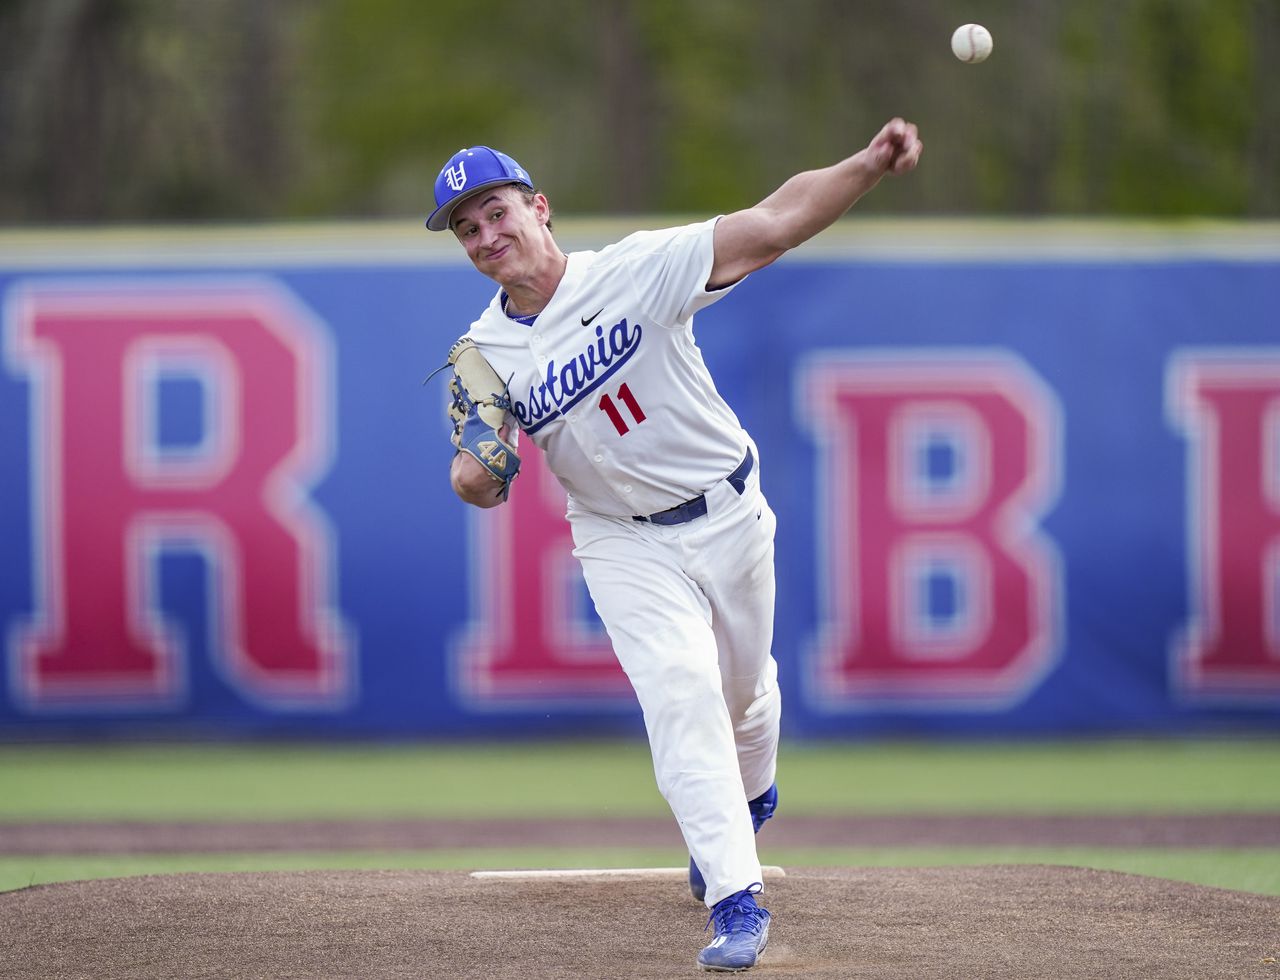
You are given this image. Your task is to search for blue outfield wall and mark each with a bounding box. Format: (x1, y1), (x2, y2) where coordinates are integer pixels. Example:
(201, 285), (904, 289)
(0, 223), (1278, 739)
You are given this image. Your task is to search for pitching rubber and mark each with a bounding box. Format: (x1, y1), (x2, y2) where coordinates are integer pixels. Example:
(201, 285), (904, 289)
(470, 866), (786, 881)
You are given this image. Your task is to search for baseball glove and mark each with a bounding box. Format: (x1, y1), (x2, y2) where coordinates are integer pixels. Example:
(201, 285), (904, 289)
(445, 336), (521, 500)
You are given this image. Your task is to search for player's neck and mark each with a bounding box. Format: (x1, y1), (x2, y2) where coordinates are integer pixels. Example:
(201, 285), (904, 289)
(501, 246), (567, 318)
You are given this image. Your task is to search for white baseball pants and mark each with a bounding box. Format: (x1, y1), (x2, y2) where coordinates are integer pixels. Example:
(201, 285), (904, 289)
(568, 454), (781, 907)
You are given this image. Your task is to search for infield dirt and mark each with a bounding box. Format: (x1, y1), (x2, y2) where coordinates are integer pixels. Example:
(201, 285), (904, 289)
(4, 864), (1279, 979)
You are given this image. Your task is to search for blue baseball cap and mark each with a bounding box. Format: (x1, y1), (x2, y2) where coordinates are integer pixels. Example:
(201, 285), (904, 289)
(425, 146), (534, 232)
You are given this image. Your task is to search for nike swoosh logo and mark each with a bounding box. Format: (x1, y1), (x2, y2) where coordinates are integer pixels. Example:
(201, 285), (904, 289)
(581, 307), (605, 326)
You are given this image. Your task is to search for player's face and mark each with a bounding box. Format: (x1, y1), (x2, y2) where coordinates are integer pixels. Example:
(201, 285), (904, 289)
(450, 186), (546, 281)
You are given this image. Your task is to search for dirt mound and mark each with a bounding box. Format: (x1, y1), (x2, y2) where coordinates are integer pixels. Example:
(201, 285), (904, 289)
(3, 866), (1276, 979)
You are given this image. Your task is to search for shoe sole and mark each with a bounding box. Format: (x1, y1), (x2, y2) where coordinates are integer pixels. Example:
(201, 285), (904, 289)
(696, 924), (769, 972)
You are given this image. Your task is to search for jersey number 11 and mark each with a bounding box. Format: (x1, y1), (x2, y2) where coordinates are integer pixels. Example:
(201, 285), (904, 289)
(599, 383), (646, 436)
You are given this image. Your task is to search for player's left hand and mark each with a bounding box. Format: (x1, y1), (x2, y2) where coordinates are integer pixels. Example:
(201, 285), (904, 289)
(448, 376), (520, 500)
(867, 118), (923, 176)
(443, 336), (521, 502)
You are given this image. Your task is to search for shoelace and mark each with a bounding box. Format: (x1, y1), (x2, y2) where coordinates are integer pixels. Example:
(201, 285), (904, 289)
(704, 894), (768, 935)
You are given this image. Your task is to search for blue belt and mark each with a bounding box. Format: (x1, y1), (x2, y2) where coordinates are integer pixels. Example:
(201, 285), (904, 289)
(633, 447), (754, 526)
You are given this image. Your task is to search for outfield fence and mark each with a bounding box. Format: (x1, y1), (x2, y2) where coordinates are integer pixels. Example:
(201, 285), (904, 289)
(2, 221), (1279, 739)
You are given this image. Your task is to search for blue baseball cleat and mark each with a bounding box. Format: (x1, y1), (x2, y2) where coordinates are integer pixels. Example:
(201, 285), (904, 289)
(690, 783), (778, 902)
(748, 783), (778, 832)
(690, 856), (706, 903)
(697, 886), (771, 972)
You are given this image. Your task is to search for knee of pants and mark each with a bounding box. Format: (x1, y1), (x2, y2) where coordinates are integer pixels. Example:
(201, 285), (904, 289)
(636, 668), (734, 750)
(628, 646), (723, 710)
(640, 675), (727, 738)
(720, 665), (780, 723)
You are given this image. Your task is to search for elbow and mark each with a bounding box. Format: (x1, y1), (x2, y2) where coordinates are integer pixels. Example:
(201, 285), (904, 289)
(771, 216), (822, 256)
(751, 206), (806, 256)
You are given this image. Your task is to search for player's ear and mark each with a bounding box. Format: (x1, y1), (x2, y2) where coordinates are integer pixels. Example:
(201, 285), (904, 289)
(533, 192), (552, 227)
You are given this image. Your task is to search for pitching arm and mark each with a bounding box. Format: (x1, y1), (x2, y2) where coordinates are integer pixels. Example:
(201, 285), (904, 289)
(708, 118), (922, 290)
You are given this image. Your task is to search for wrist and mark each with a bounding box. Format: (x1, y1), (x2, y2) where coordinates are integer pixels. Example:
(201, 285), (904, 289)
(850, 146), (888, 182)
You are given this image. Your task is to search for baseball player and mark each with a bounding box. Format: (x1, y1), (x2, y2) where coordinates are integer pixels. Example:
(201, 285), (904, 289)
(431, 119), (922, 972)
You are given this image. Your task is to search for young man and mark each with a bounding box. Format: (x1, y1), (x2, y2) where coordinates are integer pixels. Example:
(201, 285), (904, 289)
(430, 121), (922, 972)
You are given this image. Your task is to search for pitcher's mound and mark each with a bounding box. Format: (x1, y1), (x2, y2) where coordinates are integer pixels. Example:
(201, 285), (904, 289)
(4, 865), (1276, 979)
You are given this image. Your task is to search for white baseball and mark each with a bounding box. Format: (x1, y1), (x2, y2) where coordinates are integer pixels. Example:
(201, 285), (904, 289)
(951, 24), (993, 63)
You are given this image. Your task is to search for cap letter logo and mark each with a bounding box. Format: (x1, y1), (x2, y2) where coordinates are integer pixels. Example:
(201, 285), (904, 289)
(446, 161), (468, 192)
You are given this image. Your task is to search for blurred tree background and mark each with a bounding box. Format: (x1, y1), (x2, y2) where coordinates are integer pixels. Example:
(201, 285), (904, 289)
(0, 0), (1275, 224)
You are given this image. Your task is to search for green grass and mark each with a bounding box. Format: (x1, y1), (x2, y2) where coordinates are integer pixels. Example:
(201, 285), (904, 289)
(766, 847), (1280, 896)
(1, 738), (1277, 820)
(3, 847), (1277, 897)
(1, 739), (1277, 897)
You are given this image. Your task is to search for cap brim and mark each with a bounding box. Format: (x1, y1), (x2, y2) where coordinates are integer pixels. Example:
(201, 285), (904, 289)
(424, 178), (525, 232)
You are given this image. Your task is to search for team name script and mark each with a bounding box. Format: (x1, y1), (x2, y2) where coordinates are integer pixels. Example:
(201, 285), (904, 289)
(515, 319), (643, 434)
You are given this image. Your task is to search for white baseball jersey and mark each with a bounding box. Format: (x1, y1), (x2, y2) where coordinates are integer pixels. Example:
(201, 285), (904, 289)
(461, 216), (781, 907)
(463, 218), (749, 517)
